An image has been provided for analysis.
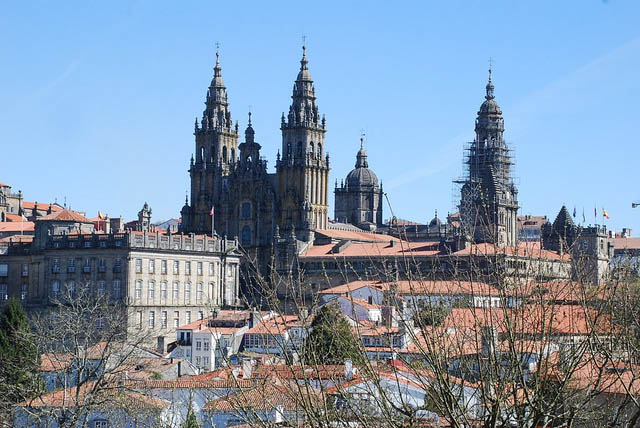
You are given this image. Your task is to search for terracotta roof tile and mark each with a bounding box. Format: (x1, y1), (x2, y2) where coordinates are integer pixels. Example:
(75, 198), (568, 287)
(37, 209), (93, 223)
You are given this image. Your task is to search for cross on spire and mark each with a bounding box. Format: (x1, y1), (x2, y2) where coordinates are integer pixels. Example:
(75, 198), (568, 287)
(360, 129), (366, 149)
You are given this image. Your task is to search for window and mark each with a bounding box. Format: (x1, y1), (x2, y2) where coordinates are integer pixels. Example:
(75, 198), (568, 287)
(174, 311), (180, 328)
(209, 263), (214, 276)
(51, 259), (60, 273)
(0, 284), (7, 301)
(241, 202), (251, 219)
(204, 340), (210, 351)
(113, 280), (121, 299)
(67, 281), (76, 298)
(135, 258), (142, 273)
(67, 259), (75, 273)
(148, 281), (155, 301)
(149, 311), (155, 328)
(149, 259), (155, 274)
(196, 340), (202, 351)
(185, 282), (191, 303)
(113, 259), (122, 273)
(241, 226), (252, 246)
(161, 281), (167, 299)
(196, 283), (203, 303)
(203, 356), (209, 368)
(21, 264), (28, 277)
(94, 420), (108, 428)
(51, 281), (60, 298)
(172, 281), (179, 300)
(185, 311), (191, 325)
(98, 259), (106, 273)
(137, 311), (143, 329)
(135, 281), (142, 300)
(161, 260), (167, 274)
(83, 259), (91, 273)
(161, 311), (167, 329)
(21, 284), (27, 301)
(195, 356), (201, 368)
(197, 262), (203, 276)
(96, 317), (104, 330)
(185, 261), (191, 275)
(173, 261), (179, 275)
(98, 281), (105, 297)
(198, 311), (203, 320)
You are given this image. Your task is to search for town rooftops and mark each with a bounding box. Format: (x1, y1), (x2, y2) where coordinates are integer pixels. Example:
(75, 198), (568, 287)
(22, 201), (63, 212)
(0, 221), (34, 233)
(320, 279), (502, 297)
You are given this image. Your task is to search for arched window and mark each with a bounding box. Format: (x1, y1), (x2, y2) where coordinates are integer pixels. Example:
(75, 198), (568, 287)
(317, 143), (322, 157)
(222, 146), (227, 163)
(309, 142), (314, 157)
(200, 147), (205, 162)
(210, 146), (215, 163)
(241, 226), (252, 247)
(230, 149), (235, 163)
(241, 202), (251, 219)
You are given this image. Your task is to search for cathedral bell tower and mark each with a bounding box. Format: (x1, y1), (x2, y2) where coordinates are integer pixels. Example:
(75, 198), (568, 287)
(276, 45), (330, 238)
(458, 68), (518, 247)
(183, 49), (239, 234)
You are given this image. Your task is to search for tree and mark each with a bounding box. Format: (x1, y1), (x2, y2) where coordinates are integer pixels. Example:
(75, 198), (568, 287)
(302, 304), (363, 365)
(183, 400), (200, 428)
(0, 298), (41, 423)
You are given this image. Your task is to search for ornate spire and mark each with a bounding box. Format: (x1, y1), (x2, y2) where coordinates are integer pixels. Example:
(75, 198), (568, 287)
(355, 136), (368, 168)
(285, 45), (320, 129)
(244, 111), (255, 143)
(485, 66), (495, 100)
(202, 44), (233, 132)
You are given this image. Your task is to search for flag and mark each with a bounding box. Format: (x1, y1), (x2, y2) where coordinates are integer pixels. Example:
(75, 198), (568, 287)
(572, 207), (576, 218)
(603, 208), (610, 220)
(97, 211), (105, 220)
(594, 207), (597, 219)
(209, 207), (214, 216)
(582, 208), (585, 223)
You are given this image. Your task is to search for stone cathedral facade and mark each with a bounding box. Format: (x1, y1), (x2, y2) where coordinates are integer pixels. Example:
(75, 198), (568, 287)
(180, 47), (330, 262)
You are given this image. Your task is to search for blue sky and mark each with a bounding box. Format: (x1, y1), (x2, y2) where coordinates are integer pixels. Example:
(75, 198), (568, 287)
(1, 1), (639, 233)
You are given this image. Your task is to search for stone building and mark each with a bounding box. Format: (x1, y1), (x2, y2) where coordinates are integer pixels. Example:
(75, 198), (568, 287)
(0, 207), (241, 349)
(541, 205), (613, 284)
(457, 69), (519, 248)
(180, 46), (329, 264)
(0, 181), (63, 222)
(334, 139), (384, 230)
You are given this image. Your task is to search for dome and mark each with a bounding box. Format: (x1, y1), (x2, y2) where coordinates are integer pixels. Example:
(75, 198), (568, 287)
(479, 98), (501, 115)
(429, 216), (442, 227)
(346, 167), (379, 188)
(345, 140), (379, 188)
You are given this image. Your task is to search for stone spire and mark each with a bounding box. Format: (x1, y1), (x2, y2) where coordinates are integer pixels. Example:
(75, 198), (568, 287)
(203, 47), (233, 131)
(285, 45), (321, 129)
(355, 137), (368, 168)
(245, 111), (255, 144)
(475, 67), (504, 146)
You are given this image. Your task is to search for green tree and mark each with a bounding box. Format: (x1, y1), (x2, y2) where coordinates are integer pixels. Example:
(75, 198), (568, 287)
(413, 302), (450, 327)
(183, 400), (201, 428)
(302, 304), (363, 365)
(0, 298), (41, 418)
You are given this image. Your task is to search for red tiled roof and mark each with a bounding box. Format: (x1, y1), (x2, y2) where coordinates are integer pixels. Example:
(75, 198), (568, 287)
(320, 279), (501, 297)
(40, 353), (74, 372)
(245, 315), (302, 335)
(20, 382), (168, 409)
(37, 209), (93, 223)
(0, 235), (33, 243)
(301, 239), (441, 258)
(315, 228), (399, 243)
(453, 242), (569, 260)
(610, 237), (640, 250)
(4, 214), (24, 222)
(0, 221), (34, 232)
(203, 380), (321, 411)
(22, 201), (62, 212)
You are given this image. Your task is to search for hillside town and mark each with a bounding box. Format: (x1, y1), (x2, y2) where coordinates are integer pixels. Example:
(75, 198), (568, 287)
(2, 9), (640, 428)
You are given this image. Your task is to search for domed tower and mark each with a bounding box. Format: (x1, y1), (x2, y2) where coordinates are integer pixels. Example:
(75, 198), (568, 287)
(334, 137), (384, 229)
(276, 45), (330, 238)
(182, 49), (239, 234)
(458, 68), (518, 247)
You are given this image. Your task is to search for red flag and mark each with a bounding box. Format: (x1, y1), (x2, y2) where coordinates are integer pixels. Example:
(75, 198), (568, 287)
(209, 207), (214, 216)
(97, 211), (105, 220)
(603, 208), (610, 220)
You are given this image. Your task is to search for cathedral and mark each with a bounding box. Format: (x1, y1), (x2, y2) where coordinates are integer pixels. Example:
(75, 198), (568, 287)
(180, 46), (332, 263)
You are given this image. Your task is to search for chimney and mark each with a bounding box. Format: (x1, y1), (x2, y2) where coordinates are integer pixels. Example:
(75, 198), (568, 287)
(177, 361), (182, 377)
(249, 310), (260, 328)
(157, 336), (166, 355)
(344, 359), (353, 381)
(481, 326), (498, 359)
(242, 359), (253, 379)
